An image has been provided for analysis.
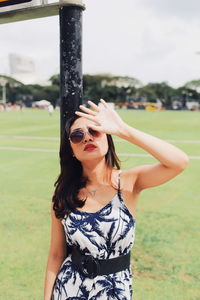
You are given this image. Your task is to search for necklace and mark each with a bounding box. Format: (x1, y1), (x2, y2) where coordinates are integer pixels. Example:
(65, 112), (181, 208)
(86, 188), (97, 197)
(86, 181), (117, 198)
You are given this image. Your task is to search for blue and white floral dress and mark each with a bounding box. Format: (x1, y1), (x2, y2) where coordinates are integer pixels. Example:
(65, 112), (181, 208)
(52, 171), (136, 299)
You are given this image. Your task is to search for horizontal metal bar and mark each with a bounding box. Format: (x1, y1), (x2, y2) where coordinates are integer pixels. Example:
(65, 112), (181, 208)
(0, 0), (85, 24)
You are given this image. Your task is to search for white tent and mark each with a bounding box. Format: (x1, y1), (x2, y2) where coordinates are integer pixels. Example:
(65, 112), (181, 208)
(32, 100), (51, 108)
(34, 100), (51, 106)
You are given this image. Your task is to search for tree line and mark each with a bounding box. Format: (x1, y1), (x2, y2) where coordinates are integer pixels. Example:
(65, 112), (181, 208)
(0, 74), (200, 109)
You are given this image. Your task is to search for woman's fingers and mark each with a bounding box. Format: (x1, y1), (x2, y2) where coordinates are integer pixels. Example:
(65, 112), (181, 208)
(79, 105), (96, 116)
(88, 101), (100, 111)
(89, 123), (104, 132)
(100, 99), (108, 108)
(75, 111), (99, 123)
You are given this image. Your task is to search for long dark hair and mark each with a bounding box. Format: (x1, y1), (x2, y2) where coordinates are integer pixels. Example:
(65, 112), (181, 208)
(52, 115), (121, 219)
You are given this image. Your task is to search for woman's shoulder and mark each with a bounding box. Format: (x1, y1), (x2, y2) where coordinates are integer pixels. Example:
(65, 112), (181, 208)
(120, 167), (139, 178)
(118, 167), (141, 192)
(110, 168), (136, 185)
(111, 168), (138, 182)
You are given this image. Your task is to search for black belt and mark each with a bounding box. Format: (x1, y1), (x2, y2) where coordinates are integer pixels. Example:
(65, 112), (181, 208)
(69, 245), (131, 279)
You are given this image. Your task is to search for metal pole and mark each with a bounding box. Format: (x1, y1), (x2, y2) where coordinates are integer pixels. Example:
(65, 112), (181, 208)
(59, 4), (84, 136)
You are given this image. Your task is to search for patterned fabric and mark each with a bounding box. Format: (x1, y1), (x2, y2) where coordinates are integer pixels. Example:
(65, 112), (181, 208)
(52, 171), (136, 299)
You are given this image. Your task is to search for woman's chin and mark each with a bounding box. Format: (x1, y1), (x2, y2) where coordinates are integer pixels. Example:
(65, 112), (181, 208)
(79, 154), (106, 163)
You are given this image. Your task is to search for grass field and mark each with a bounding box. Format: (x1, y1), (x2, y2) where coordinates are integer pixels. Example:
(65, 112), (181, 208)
(0, 108), (199, 300)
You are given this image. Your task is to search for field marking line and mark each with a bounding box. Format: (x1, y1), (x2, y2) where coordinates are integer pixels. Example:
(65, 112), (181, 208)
(0, 135), (59, 141)
(0, 146), (57, 153)
(0, 146), (199, 160)
(0, 135), (199, 143)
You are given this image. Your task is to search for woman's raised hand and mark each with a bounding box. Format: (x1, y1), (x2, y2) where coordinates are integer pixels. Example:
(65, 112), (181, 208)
(75, 99), (126, 135)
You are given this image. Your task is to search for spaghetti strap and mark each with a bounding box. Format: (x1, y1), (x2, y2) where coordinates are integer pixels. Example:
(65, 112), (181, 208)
(117, 170), (122, 195)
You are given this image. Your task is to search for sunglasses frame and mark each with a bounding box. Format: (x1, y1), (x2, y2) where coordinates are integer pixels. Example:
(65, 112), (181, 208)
(68, 127), (101, 144)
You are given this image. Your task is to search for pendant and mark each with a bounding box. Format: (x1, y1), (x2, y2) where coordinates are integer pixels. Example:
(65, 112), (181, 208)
(88, 190), (96, 197)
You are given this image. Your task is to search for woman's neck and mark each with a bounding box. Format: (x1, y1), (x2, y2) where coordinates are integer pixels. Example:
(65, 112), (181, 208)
(82, 158), (112, 186)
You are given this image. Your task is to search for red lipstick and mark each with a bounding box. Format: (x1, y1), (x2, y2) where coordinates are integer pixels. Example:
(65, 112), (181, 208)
(84, 144), (97, 151)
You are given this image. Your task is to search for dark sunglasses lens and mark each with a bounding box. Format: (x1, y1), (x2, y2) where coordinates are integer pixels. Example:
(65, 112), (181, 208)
(70, 131), (84, 144)
(88, 128), (101, 137)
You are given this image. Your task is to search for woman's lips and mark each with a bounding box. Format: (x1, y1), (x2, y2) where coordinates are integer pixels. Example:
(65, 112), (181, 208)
(85, 148), (96, 151)
(84, 144), (97, 151)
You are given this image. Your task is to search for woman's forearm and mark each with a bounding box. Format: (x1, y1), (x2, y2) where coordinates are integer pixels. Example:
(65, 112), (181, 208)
(44, 255), (64, 300)
(117, 123), (189, 170)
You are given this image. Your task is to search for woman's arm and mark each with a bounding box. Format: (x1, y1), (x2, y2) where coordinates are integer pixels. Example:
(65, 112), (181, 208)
(75, 99), (189, 191)
(116, 123), (189, 191)
(44, 203), (67, 300)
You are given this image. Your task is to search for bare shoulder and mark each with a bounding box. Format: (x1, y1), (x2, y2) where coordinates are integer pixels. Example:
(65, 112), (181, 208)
(121, 167), (140, 177)
(120, 167), (142, 192)
(118, 168), (141, 220)
(112, 168), (137, 189)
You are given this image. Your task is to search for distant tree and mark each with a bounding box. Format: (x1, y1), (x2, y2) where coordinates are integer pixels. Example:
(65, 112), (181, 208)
(83, 74), (140, 103)
(38, 85), (59, 107)
(83, 74), (103, 103)
(49, 74), (60, 86)
(48, 73), (140, 103)
(183, 80), (200, 103)
(0, 75), (24, 103)
(136, 82), (175, 108)
(0, 75), (23, 87)
(175, 86), (200, 109)
(3, 73), (200, 109)
(184, 79), (200, 92)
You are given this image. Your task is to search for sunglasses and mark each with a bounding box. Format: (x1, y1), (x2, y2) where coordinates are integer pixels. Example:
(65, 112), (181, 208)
(69, 127), (101, 144)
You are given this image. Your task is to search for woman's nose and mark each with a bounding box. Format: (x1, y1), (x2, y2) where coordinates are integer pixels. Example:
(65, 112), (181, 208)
(83, 131), (93, 143)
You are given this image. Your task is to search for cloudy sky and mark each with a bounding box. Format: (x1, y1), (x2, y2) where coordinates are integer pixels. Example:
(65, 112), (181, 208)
(0, 0), (200, 87)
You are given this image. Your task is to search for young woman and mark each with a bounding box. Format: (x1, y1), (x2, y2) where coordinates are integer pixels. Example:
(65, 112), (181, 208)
(44, 99), (189, 300)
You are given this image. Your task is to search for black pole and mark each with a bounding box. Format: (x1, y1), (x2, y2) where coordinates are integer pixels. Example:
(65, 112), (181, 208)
(59, 4), (84, 137)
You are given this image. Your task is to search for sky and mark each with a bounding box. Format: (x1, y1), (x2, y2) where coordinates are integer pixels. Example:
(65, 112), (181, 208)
(0, 0), (200, 87)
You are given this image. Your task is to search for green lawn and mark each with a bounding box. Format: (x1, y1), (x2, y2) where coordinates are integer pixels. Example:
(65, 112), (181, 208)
(0, 108), (199, 300)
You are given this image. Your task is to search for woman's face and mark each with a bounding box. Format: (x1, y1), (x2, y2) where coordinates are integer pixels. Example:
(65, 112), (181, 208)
(69, 117), (109, 162)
